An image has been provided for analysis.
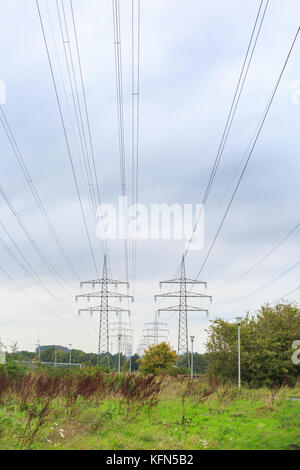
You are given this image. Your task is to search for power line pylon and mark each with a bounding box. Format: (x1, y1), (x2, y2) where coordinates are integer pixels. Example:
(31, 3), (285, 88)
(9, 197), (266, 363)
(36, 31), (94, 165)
(155, 255), (212, 367)
(110, 319), (133, 355)
(143, 310), (169, 346)
(75, 255), (133, 362)
(136, 336), (150, 357)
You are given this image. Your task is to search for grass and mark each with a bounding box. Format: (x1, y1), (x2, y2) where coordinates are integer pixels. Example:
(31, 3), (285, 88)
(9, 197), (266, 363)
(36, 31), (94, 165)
(0, 373), (299, 450)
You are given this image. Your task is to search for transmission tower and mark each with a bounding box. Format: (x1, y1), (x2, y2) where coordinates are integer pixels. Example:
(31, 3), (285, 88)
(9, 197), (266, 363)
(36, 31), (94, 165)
(136, 336), (150, 357)
(143, 310), (169, 346)
(110, 318), (133, 355)
(75, 255), (133, 361)
(155, 255), (211, 367)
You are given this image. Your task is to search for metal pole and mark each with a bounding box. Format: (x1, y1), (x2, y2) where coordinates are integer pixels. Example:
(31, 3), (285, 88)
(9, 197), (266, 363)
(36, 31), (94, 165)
(69, 343), (72, 365)
(118, 335), (121, 373)
(36, 339), (41, 361)
(190, 336), (194, 379)
(238, 325), (241, 388)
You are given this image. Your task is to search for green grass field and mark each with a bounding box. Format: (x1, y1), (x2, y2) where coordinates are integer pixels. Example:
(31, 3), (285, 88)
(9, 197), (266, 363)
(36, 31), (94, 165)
(0, 377), (299, 450)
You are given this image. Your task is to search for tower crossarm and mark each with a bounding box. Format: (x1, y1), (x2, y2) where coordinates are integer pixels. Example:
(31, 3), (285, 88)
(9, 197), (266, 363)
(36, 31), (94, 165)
(159, 279), (207, 288)
(78, 305), (131, 315)
(76, 291), (134, 302)
(144, 321), (168, 328)
(80, 279), (129, 288)
(143, 327), (169, 333)
(158, 306), (209, 313)
(143, 334), (168, 340)
(155, 291), (212, 302)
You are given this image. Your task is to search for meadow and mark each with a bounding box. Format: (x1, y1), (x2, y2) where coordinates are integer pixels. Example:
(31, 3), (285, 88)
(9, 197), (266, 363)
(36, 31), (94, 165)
(0, 369), (299, 450)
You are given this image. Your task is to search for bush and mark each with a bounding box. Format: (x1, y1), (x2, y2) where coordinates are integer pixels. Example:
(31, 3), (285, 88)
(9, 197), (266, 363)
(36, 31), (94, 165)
(206, 303), (300, 387)
(139, 343), (177, 375)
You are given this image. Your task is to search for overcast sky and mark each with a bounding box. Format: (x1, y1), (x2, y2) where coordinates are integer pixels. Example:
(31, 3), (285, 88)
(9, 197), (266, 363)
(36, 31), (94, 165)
(0, 0), (299, 355)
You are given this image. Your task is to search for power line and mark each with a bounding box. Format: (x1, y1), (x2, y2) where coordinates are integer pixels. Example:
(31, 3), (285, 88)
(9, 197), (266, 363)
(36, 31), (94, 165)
(215, 258), (300, 305)
(112, 0), (129, 283)
(0, 182), (75, 298)
(69, 0), (112, 274)
(0, 106), (80, 284)
(55, 1), (97, 217)
(274, 285), (300, 304)
(0, 227), (73, 310)
(202, 0), (269, 205)
(131, 0), (141, 294)
(55, 0), (112, 275)
(211, 221), (300, 290)
(0, 262), (60, 318)
(183, 0), (269, 259)
(164, 0), (269, 291)
(194, 26), (300, 281)
(36, 0), (100, 279)
(44, 0), (95, 216)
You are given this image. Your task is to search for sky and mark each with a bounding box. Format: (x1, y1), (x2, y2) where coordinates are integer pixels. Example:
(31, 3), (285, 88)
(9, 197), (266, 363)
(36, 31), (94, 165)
(0, 0), (299, 355)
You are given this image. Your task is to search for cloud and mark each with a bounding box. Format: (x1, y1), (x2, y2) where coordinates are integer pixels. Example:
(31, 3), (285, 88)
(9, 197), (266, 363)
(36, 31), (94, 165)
(0, 0), (299, 353)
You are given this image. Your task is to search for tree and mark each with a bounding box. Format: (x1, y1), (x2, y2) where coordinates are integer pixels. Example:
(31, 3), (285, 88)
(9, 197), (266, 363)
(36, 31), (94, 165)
(130, 354), (140, 371)
(0, 338), (6, 351)
(205, 303), (300, 387)
(9, 341), (18, 360)
(178, 352), (207, 374)
(139, 342), (177, 375)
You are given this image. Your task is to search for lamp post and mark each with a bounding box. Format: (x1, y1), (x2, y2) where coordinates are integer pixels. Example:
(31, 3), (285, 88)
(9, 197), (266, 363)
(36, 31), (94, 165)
(118, 335), (121, 374)
(54, 348), (57, 368)
(36, 338), (41, 361)
(129, 344), (132, 373)
(69, 343), (72, 365)
(235, 317), (243, 388)
(190, 336), (195, 379)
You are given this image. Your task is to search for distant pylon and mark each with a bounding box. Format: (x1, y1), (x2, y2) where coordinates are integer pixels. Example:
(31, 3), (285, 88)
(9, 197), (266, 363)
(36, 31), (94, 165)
(136, 336), (150, 356)
(110, 317), (133, 356)
(143, 310), (169, 346)
(155, 255), (212, 367)
(76, 255), (133, 361)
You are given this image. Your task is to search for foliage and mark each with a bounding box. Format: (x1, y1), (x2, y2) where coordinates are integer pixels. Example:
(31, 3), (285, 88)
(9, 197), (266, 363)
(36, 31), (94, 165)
(0, 373), (299, 450)
(139, 343), (177, 375)
(0, 359), (27, 380)
(205, 303), (300, 387)
(167, 365), (190, 375)
(119, 374), (162, 421)
(177, 352), (207, 373)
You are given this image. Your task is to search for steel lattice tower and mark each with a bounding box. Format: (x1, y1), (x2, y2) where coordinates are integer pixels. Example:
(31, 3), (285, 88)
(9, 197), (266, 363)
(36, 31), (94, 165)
(75, 255), (133, 361)
(99, 255), (109, 354)
(155, 255), (212, 366)
(178, 256), (188, 360)
(143, 310), (169, 346)
(136, 336), (150, 356)
(110, 320), (133, 354)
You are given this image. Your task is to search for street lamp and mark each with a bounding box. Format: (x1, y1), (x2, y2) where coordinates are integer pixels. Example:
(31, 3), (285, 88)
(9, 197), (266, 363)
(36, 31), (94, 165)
(36, 338), (41, 362)
(235, 317), (243, 388)
(118, 335), (121, 374)
(190, 336), (195, 379)
(54, 348), (57, 368)
(129, 344), (132, 373)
